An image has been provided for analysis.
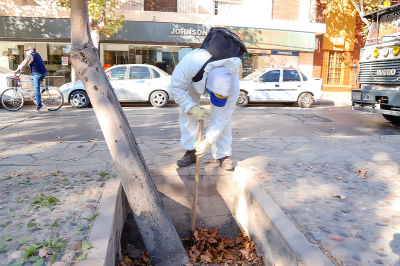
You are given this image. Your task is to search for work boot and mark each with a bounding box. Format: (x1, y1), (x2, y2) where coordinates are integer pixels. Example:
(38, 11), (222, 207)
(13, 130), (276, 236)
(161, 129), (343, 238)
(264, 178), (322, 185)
(216, 156), (234, 170)
(176, 150), (196, 167)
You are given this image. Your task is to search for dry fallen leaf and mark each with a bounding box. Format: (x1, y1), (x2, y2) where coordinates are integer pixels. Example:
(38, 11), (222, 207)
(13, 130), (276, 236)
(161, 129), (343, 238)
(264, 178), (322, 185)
(56, 141), (63, 144)
(73, 158), (79, 161)
(1, 156), (8, 159)
(358, 170), (367, 179)
(334, 194), (346, 200)
(57, 170), (64, 173)
(78, 145), (83, 148)
(27, 140), (32, 144)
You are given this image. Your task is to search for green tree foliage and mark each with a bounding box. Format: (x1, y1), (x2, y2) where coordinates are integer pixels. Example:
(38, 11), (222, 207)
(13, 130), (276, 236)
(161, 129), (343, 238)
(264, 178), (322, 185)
(49, 0), (125, 38)
(322, 0), (384, 26)
(322, 0), (384, 38)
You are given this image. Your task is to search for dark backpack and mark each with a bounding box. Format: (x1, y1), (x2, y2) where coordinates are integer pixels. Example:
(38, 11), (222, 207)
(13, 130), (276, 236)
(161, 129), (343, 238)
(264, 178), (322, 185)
(192, 27), (247, 82)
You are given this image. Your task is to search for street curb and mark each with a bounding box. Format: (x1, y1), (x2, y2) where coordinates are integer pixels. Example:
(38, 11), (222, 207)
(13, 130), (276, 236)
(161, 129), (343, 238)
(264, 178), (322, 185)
(216, 163), (334, 266)
(76, 179), (128, 266)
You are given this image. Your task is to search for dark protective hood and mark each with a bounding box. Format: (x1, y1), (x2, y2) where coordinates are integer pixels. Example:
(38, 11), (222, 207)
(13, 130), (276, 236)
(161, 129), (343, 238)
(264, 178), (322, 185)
(200, 27), (247, 60)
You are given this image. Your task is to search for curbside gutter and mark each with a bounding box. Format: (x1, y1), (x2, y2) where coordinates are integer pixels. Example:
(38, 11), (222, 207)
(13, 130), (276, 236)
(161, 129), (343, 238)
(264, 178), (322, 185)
(216, 163), (334, 266)
(76, 179), (128, 266)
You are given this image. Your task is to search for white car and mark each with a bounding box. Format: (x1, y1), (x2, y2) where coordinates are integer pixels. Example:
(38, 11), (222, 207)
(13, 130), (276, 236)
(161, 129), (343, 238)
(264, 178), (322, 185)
(237, 68), (323, 108)
(60, 64), (173, 108)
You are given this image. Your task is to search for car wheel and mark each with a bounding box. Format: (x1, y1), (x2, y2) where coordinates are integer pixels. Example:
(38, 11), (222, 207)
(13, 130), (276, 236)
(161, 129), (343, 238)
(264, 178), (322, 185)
(236, 91), (249, 107)
(70, 90), (90, 108)
(298, 93), (313, 108)
(150, 91), (168, 108)
(382, 114), (400, 124)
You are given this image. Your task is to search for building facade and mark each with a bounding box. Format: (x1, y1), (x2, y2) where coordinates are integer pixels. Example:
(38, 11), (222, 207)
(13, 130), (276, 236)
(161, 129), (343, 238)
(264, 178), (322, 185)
(312, 0), (365, 92)
(0, 0), (326, 86)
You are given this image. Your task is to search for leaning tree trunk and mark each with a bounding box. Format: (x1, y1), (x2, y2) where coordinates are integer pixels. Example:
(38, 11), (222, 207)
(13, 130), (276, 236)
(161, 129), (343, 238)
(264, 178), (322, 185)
(69, 1), (190, 265)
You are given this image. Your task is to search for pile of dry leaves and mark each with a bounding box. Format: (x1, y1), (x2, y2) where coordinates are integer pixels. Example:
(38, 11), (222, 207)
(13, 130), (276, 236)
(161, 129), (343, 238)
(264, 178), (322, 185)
(186, 228), (262, 265)
(117, 228), (263, 266)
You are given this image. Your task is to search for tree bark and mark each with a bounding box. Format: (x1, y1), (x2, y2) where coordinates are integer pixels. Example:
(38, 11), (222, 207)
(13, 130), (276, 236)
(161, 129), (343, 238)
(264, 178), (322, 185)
(69, 1), (190, 265)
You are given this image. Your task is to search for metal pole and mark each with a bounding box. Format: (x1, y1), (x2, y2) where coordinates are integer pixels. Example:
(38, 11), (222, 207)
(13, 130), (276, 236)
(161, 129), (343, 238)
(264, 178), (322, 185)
(190, 120), (203, 241)
(353, 63), (358, 88)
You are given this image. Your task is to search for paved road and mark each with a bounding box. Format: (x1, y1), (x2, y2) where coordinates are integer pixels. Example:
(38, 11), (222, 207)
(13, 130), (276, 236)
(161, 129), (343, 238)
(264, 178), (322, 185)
(0, 101), (399, 143)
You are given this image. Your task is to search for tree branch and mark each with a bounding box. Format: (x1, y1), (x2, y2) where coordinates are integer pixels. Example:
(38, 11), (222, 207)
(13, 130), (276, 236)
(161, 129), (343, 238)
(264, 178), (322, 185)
(349, 0), (370, 26)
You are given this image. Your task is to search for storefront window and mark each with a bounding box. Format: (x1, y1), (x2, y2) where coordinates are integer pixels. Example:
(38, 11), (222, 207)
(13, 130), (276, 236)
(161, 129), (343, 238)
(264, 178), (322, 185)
(47, 43), (72, 87)
(242, 54), (270, 77)
(101, 44), (191, 75)
(0, 42), (72, 87)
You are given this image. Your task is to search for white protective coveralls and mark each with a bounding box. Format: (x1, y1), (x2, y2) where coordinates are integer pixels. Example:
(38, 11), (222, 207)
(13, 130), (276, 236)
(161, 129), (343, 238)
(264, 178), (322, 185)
(169, 48), (241, 159)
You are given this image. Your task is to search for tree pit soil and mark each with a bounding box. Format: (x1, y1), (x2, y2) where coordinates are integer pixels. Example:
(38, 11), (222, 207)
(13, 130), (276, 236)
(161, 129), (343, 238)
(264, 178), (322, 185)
(117, 216), (263, 266)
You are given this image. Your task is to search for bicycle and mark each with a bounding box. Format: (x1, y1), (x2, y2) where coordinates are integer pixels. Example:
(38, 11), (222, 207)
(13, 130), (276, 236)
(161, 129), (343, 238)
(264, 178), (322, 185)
(1, 72), (64, 111)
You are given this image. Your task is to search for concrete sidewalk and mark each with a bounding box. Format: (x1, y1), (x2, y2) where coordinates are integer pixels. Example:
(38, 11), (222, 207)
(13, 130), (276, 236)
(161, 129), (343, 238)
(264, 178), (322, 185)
(1, 136), (399, 266)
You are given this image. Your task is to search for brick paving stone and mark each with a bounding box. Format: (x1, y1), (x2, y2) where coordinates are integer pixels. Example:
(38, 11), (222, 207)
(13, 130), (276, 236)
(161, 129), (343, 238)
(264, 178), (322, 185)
(245, 136), (400, 266)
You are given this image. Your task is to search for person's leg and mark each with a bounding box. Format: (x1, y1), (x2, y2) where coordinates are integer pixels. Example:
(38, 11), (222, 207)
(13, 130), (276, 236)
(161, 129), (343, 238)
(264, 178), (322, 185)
(30, 74), (42, 106)
(179, 90), (202, 150)
(177, 90), (202, 167)
(209, 100), (235, 170)
(211, 118), (232, 159)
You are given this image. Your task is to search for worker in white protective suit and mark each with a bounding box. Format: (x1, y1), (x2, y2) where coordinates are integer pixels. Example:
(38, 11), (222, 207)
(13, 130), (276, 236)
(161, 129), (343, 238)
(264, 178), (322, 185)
(169, 48), (242, 170)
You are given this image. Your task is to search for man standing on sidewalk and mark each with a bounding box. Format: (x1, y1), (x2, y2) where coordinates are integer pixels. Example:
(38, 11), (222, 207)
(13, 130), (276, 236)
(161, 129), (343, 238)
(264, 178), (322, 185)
(16, 46), (47, 112)
(169, 27), (246, 170)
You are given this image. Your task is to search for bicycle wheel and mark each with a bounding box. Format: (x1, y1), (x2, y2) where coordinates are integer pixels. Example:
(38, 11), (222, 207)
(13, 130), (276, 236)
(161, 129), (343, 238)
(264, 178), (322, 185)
(41, 86), (63, 111)
(1, 88), (24, 111)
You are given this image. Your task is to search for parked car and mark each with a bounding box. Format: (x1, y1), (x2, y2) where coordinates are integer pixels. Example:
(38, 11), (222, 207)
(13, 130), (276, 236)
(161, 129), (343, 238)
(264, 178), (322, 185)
(237, 68), (323, 108)
(60, 64), (172, 108)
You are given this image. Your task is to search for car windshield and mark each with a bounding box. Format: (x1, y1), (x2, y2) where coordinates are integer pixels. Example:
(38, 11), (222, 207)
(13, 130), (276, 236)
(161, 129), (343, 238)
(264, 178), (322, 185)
(243, 69), (265, 80)
(367, 14), (400, 44)
(155, 68), (169, 76)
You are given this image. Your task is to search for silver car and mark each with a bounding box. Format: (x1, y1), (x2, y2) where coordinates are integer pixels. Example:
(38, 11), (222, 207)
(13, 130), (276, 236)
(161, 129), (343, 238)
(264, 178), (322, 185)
(60, 64), (172, 108)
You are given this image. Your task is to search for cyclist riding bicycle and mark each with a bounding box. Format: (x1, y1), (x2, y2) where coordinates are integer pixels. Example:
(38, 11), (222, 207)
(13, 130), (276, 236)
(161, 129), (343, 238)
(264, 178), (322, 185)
(15, 46), (47, 112)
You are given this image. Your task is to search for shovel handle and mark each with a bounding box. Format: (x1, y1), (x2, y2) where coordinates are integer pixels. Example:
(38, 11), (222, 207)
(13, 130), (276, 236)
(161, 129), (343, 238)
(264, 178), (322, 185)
(190, 120), (204, 234)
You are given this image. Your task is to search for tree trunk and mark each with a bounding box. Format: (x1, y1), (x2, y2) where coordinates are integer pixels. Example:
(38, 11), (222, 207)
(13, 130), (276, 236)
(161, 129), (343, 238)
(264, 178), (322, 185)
(69, 1), (190, 265)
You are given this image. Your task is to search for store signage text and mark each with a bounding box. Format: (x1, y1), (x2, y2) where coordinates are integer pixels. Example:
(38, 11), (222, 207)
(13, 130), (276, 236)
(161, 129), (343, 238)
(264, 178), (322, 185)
(171, 28), (208, 36)
(247, 49), (271, 54)
(272, 51), (298, 56)
(62, 57), (68, 66)
(376, 69), (396, 76)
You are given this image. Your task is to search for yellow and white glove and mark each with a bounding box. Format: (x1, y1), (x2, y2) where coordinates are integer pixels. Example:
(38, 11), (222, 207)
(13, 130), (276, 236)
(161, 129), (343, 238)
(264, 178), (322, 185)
(194, 136), (211, 157)
(188, 106), (208, 121)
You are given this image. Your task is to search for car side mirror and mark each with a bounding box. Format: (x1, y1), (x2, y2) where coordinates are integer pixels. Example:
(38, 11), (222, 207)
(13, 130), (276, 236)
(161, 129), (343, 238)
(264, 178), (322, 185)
(257, 78), (265, 82)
